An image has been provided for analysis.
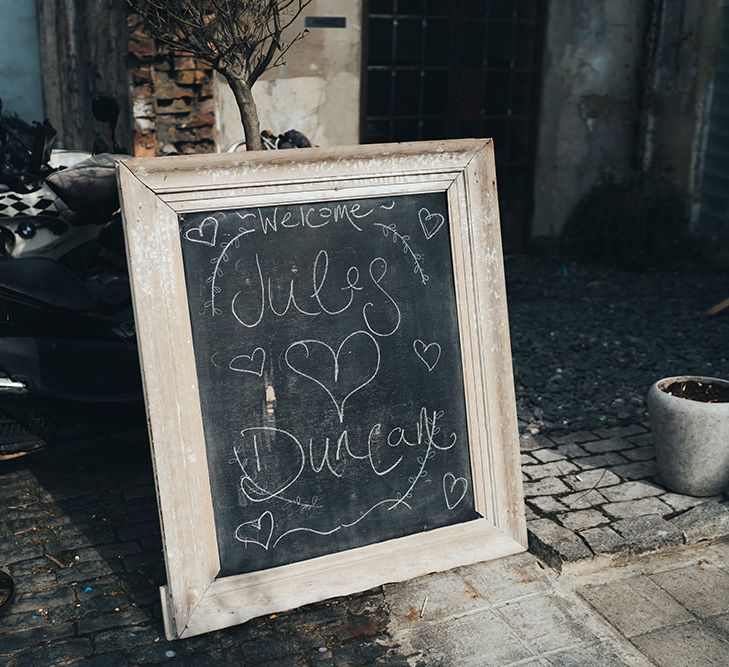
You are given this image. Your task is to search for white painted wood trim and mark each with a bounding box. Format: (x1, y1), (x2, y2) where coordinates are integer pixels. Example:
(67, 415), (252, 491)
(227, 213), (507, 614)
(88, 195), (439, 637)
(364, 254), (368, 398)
(117, 164), (220, 638)
(180, 519), (523, 638)
(118, 139), (526, 641)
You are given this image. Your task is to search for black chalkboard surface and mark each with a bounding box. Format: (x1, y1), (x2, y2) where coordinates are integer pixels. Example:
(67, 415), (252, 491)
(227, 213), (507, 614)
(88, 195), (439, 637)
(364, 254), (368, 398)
(179, 192), (479, 577)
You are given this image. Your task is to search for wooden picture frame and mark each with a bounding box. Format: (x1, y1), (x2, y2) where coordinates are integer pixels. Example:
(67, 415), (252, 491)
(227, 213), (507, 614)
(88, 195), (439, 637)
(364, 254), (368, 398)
(117, 139), (526, 640)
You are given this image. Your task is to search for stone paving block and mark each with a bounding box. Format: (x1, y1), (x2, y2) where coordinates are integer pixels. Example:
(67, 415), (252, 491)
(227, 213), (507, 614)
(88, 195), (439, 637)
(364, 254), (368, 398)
(594, 425), (646, 439)
(9, 556), (55, 578)
(669, 501), (729, 544)
(9, 570), (58, 594)
(557, 510), (609, 531)
(602, 497), (672, 519)
(544, 640), (639, 666)
(527, 496), (567, 515)
(76, 607), (154, 635)
(0, 621), (77, 655)
(555, 443), (589, 459)
(611, 515), (683, 554)
(522, 461), (579, 481)
(627, 433), (653, 447)
(13, 638), (94, 667)
(402, 608), (534, 667)
(650, 564), (729, 617)
(706, 613), (729, 642)
(532, 448), (567, 463)
(659, 492), (712, 512)
(523, 477), (571, 497)
(3, 609), (57, 634)
(53, 590), (134, 624)
(582, 438), (633, 454)
(55, 558), (124, 584)
(528, 519), (592, 569)
(94, 624), (165, 651)
(522, 453), (538, 466)
(563, 469), (621, 492)
(560, 490), (607, 510)
(631, 622), (729, 667)
(520, 433), (554, 452)
(621, 446), (654, 462)
(551, 431), (600, 445)
(600, 480), (664, 503)
(575, 453), (629, 470)
(0, 540), (44, 568)
(385, 569), (488, 624)
(8, 586), (75, 614)
(608, 460), (655, 481)
(453, 552), (551, 606)
(578, 576), (694, 638)
(496, 593), (597, 653)
(579, 526), (627, 555)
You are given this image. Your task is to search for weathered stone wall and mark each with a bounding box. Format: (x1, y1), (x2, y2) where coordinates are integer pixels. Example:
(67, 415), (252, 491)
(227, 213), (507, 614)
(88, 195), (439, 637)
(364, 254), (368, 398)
(647, 0), (723, 231)
(215, 0), (362, 150)
(531, 0), (649, 238)
(128, 15), (216, 157)
(531, 0), (724, 239)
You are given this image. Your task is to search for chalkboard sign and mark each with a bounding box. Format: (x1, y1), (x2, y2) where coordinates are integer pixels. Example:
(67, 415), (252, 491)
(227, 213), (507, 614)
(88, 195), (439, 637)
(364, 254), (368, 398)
(118, 140), (526, 640)
(179, 191), (479, 576)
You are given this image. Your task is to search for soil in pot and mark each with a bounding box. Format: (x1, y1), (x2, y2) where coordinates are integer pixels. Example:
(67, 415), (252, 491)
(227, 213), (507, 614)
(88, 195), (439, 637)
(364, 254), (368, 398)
(662, 380), (729, 403)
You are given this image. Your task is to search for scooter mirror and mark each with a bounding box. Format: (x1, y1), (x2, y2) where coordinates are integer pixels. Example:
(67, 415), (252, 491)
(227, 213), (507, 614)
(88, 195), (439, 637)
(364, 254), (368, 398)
(91, 93), (119, 129)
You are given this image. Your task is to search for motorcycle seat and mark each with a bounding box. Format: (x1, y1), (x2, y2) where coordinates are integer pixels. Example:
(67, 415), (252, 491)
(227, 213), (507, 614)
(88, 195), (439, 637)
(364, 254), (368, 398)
(0, 258), (95, 312)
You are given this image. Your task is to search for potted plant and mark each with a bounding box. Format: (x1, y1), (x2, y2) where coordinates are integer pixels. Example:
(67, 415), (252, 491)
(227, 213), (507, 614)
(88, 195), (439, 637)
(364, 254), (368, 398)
(647, 376), (729, 496)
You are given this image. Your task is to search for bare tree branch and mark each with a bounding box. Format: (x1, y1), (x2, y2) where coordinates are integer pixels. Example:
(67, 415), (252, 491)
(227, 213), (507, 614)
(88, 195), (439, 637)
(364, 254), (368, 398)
(128, 0), (312, 149)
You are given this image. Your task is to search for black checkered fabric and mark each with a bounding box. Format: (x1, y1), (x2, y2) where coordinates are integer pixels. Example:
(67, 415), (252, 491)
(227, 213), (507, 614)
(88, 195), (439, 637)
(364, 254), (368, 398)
(0, 186), (64, 219)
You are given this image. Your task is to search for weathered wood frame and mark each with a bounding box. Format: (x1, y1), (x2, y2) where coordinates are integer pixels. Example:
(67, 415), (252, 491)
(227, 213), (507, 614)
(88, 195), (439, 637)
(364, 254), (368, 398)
(117, 139), (526, 640)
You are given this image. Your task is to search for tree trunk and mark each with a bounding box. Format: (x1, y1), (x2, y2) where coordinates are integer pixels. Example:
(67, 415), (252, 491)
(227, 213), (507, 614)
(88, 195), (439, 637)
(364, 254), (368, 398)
(225, 74), (262, 151)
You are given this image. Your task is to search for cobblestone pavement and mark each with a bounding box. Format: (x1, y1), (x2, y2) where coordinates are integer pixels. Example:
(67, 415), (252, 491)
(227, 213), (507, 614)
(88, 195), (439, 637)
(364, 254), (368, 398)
(570, 540), (729, 667)
(520, 423), (729, 571)
(389, 540), (729, 666)
(507, 257), (729, 436)
(2, 259), (728, 663)
(0, 437), (408, 665)
(2, 430), (728, 665)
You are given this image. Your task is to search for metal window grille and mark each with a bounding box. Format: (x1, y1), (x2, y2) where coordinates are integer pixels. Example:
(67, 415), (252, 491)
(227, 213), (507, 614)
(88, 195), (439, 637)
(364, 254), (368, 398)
(361, 0), (546, 250)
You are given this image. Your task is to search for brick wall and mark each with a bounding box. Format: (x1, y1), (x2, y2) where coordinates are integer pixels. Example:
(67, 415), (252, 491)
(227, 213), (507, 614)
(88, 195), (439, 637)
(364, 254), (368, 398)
(127, 15), (216, 157)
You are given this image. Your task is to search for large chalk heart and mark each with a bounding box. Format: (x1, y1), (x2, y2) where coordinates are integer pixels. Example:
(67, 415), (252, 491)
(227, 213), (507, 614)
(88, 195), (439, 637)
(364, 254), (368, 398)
(184, 215), (218, 246)
(234, 511), (274, 549)
(285, 330), (380, 423)
(443, 473), (468, 510)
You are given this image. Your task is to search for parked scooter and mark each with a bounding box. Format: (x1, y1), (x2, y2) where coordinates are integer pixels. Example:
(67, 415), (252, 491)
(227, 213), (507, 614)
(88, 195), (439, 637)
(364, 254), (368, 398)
(0, 96), (142, 405)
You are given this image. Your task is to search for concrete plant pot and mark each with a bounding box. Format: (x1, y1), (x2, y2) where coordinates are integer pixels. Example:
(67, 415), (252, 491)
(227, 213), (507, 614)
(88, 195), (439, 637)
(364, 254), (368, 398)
(647, 375), (729, 496)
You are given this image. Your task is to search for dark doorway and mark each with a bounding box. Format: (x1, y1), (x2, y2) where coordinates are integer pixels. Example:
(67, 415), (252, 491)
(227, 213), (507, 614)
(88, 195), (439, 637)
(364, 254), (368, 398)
(361, 0), (545, 252)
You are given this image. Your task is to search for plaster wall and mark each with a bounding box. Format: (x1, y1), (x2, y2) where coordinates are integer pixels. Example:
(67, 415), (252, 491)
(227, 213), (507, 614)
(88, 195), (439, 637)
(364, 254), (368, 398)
(0, 0), (45, 121)
(648, 0), (723, 231)
(531, 0), (648, 238)
(216, 0), (362, 150)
